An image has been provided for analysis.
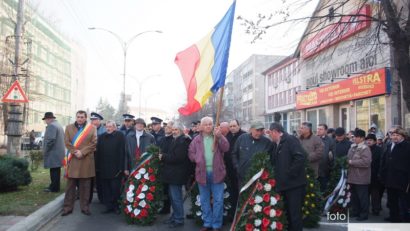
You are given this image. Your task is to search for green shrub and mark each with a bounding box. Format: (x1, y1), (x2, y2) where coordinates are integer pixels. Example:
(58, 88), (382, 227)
(28, 150), (43, 171)
(0, 155), (32, 192)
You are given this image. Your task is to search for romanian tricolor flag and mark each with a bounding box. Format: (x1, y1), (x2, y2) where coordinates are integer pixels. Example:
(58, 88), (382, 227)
(175, 1), (236, 116)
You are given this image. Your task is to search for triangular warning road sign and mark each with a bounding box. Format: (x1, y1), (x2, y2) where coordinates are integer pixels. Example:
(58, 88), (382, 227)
(2, 80), (29, 103)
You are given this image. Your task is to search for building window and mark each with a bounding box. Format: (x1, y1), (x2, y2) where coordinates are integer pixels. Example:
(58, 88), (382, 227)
(355, 96), (386, 134)
(306, 107), (328, 133)
(289, 111), (301, 134)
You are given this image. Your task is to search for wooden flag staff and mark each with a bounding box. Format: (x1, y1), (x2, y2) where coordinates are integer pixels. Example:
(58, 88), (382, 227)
(213, 86), (225, 150)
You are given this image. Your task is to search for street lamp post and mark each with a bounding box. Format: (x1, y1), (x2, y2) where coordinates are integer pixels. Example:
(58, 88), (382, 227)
(88, 27), (162, 114)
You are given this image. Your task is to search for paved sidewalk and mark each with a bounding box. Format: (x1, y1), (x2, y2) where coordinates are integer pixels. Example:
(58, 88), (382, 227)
(0, 216), (24, 231)
(40, 194), (347, 231)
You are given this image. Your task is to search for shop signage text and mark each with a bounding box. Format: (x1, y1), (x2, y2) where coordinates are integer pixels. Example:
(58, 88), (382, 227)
(306, 52), (378, 87)
(296, 68), (389, 109)
(301, 4), (371, 59)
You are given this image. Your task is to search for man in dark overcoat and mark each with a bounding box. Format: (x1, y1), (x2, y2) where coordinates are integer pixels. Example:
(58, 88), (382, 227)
(159, 122), (192, 228)
(96, 120), (126, 214)
(380, 128), (410, 222)
(268, 122), (307, 231)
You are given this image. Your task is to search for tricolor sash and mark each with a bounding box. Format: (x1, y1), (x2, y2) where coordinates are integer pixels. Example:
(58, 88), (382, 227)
(63, 124), (94, 177)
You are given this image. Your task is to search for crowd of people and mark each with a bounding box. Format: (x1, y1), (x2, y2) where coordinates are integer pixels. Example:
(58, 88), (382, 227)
(40, 110), (410, 231)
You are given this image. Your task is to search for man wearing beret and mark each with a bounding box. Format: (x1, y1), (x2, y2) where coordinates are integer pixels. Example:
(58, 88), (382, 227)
(150, 116), (165, 144)
(347, 129), (372, 221)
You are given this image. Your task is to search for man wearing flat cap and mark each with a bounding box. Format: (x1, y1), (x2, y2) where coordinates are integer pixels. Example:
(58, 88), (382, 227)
(150, 116), (165, 144)
(124, 118), (155, 173)
(119, 114), (135, 137)
(90, 112), (106, 137)
(232, 121), (273, 185)
(347, 129), (372, 221)
(42, 112), (65, 193)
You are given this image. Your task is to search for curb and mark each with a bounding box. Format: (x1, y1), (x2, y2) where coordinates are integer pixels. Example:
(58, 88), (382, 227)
(7, 193), (64, 231)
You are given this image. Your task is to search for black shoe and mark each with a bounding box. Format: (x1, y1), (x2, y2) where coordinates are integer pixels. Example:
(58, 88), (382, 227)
(356, 216), (368, 221)
(81, 210), (91, 216)
(159, 209), (170, 214)
(169, 222), (184, 228)
(61, 210), (72, 216)
(101, 209), (114, 214)
(372, 211), (380, 216)
(163, 219), (174, 225)
(186, 214), (195, 219)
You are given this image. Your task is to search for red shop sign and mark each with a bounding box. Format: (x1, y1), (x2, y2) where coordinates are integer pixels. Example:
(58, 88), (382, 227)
(301, 4), (372, 59)
(296, 68), (390, 109)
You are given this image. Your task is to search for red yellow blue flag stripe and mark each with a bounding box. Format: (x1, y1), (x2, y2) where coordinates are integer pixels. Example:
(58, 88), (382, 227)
(175, 1), (236, 115)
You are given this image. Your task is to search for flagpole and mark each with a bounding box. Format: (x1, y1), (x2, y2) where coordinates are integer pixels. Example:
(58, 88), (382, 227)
(214, 86), (225, 150)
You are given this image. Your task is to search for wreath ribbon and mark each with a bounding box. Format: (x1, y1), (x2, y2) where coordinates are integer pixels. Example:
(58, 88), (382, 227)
(230, 169), (264, 231)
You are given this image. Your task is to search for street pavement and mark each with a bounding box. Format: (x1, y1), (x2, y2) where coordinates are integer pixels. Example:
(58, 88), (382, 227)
(0, 216), (24, 231)
(40, 193), (348, 231)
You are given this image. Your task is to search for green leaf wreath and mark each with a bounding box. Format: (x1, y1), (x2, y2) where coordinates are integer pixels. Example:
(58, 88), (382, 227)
(302, 164), (322, 228)
(121, 145), (163, 225)
(233, 152), (287, 231)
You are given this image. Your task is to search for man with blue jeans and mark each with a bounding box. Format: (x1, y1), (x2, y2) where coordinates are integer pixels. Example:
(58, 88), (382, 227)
(189, 117), (229, 231)
(159, 122), (192, 228)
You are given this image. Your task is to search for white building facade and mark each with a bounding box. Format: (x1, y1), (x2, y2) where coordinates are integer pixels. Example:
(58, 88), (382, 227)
(264, 57), (302, 133)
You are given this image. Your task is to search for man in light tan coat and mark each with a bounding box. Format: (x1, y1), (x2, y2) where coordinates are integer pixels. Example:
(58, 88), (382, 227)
(62, 110), (97, 216)
(298, 122), (324, 178)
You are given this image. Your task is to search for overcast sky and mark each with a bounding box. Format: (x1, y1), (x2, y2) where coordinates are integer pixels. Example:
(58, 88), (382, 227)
(30, 0), (318, 116)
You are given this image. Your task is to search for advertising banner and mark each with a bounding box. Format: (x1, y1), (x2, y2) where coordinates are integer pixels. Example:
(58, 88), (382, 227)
(296, 68), (390, 109)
